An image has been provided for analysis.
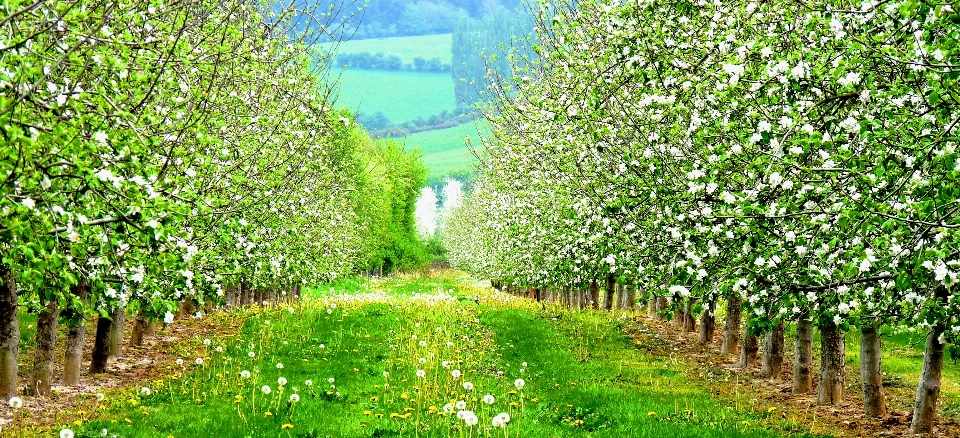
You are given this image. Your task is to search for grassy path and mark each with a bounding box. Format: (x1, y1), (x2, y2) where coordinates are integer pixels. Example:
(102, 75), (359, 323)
(61, 274), (822, 438)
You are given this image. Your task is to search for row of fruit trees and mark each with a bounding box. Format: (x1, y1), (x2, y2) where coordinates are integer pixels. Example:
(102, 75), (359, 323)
(0, 0), (428, 401)
(444, 0), (960, 433)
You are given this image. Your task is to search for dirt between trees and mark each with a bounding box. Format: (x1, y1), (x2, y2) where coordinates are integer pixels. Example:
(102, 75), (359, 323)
(1, 313), (242, 435)
(624, 316), (960, 438)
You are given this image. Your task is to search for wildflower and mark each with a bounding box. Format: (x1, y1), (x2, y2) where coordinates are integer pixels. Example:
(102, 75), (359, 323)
(443, 403), (454, 413)
(96, 393), (105, 402)
(265, 411), (272, 417)
(60, 429), (75, 438)
(463, 382), (474, 391)
(175, 358), (184, 366)
(451, 370), (461, 378)
(483, 394), (495, 405)
(441, 360), (450, 368)
(521, 362), (528, 367)
(305, 380), (313, 386)
(455, 400), (467, 410)
(281, 424), (293, 429)
(195, 358), (203, 366)
(648, 411), (656, 416)
(248, 352), (255, 358)
(276, 363), (283, 369)
(261, 385), (271, 394)
(492, 412), (510, 428)
(289, 394), (300, 403)
(328, 377), (335, 384)
(215, 346), (223, 353)
(203, 338), (211, 346)
(416, 369), (426, 378)
(278, 377), (288, 386)
(240, 370), (251, 379)
(164, 312), (174, 324)
(514, 378), (525, 389)
(140, 387), (151, 396)
(9, 397), (23, 409)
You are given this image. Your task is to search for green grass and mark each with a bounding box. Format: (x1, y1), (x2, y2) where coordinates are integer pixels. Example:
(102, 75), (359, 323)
(72, 274), (816, 438)
(403, 122), (489, 177)
(321, 34), (452, 64)
(330, 69), (456, 124)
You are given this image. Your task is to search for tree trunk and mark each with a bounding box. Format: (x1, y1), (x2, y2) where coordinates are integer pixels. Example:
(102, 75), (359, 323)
(588, 279), (600, 310)
(63, 279), (89, 386)
(130, 310), (154, 347)
(656, 296), (669, 320)
(736, 314), (758, 368)
(761, 320), (786, 379)
(818, 320), (846, 405)
(0, 267), (19, 399)
(721, 293), (742, 355)
(32, 296), (59, 396)
(794, 316), (814, 393)
(860, 324), (887, 418)
(647, 296), (657, 318)
(89, 314), (114, 374)
(107, 305), (125, 360)
(910, 286), (949, 434)
(683, 299), (697, 332)
(603, 273), (615, 311)
(225, 285), (237, 308)
(698, 299), (715, 345)
(626, 283), (637, 311)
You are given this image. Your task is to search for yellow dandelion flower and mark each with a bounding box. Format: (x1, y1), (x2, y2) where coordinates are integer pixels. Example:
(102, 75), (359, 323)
(390, 413), (400, 418)
(265, 411), (273, 417)
(281, 424), (294, 430)
(363, 410), (372, 416)
(532, 398), (540, 403)
(400, 392), (409, 399)
(767, 407), (776, 413)
(375, 413), (384, 418)
(647, 411), (656, 416)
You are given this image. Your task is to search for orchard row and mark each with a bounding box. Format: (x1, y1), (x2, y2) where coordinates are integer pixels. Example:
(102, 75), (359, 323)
(1, 1), (426, 401)
(444, 0), (960, 434)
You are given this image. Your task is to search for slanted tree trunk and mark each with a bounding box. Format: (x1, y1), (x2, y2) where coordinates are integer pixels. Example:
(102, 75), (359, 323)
(33, 296), (59, 396)
(794, 315), (814, 393)
(721, 293), (742, 355)
(89, 313), (115, 374)
(107, 305), (125, 360)
(860, 324), (887, 418)
(698, 299), (716, 345)
(63, 279), (89, 386)
(588, 279), (600, 310)
(761, 321), (785, 379)
(910, 286), (949, 434)
(0, 267), (19, 399)
(684, 299), (697, 332)
(818, 320), (846, 405)
(603, 273), (615, 311)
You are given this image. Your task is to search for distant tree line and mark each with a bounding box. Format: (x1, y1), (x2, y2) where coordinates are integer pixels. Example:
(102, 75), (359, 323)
(336, 52), (451, 72)
(451, 7), (536, 107)
(356, 107), (479, 136)
(310, 0), (524, 40)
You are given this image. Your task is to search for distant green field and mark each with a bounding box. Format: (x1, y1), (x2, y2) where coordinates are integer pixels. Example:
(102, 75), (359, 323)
(402, 122), (489, 177)
(321, 34), (452, 63)
(329, 69), (456, 124)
